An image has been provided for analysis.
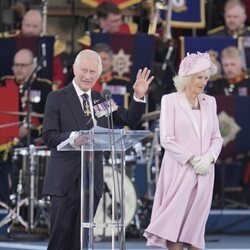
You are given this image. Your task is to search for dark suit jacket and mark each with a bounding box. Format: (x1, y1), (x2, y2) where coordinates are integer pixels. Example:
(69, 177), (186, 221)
(42, 82), (145, 197)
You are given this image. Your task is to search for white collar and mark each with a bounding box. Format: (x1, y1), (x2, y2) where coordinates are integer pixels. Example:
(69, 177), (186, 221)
(72, 79), (91, 97)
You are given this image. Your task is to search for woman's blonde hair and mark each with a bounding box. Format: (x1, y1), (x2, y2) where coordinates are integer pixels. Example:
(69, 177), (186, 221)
(173, 75), (192, 92)
(173, 69), (210, 92)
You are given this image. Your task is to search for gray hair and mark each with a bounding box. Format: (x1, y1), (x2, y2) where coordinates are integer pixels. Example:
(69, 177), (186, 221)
(173, 75), (192, 92)
(174, 69), (210, 92)
(74, 49), (103, 76)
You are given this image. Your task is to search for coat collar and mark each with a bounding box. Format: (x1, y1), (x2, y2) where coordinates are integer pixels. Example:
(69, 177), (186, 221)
(178, 92), (208, 139)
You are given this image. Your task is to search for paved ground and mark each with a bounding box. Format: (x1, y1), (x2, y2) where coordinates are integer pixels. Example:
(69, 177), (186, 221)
(0, 235), (250, 249)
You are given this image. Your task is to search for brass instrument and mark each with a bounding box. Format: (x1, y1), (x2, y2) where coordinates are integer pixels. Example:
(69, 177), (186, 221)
(41, 0), (48, 36)
(147, 0), (167, 35)
(163, 0), (173, 42)
(147, 0), (173, 41)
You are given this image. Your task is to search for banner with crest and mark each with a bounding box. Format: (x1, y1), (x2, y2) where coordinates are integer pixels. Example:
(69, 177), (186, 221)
(216, 96), (250, 161)
(170, 0), (206, 28)
(81, 0), (142, 9)
(91, 33), (155, 82)
(180, 36), (239, 80)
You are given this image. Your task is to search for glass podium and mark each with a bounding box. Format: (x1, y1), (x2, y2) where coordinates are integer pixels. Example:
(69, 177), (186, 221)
(57, 126), (150, 250)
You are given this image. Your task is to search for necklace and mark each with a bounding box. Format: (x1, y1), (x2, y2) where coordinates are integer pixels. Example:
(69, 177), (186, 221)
(185, 92), (199, 109)
(186, 97), (199, 109)
(191, 98), (199, 109)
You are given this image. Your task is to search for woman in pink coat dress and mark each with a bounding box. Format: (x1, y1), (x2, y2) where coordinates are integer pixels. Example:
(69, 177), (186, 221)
(144, 52), (223, 250)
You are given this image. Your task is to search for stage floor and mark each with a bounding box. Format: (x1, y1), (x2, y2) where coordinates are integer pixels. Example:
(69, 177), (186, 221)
(0, 235), (250, 250)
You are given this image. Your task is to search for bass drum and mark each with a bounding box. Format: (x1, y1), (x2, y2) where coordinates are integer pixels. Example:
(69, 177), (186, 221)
(94, 166), (137, 237)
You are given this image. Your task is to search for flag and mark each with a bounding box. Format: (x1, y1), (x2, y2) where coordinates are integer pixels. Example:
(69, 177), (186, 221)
(91, 33), (155, 82)
(0, 36), (54, 80)
(170, 0), (206, 28)
(216, 96), (250, 160)
(81, 0), (142, 9)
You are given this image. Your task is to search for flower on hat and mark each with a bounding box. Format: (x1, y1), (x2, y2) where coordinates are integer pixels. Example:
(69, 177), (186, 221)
(178, 52), (211, 76)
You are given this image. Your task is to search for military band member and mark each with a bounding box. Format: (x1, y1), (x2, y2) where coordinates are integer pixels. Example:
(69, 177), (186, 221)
(208, 0), (250, 38)
(1, 48), (52, 143)
(207, 46), (250, 96)
(0, 9), (66, 89)
(78, 1), (138, 48)
(92, 43), (133, 108)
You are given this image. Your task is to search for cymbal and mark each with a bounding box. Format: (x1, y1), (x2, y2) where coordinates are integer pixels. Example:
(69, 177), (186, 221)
(0, 111), (44, 118)
(141, 110), (160, 122)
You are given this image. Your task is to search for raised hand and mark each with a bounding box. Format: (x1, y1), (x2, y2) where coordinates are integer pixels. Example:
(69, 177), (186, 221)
(133, 67), (154, 99)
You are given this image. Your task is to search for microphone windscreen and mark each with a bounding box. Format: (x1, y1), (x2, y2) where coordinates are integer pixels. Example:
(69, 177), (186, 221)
(101, 88), (112, 98)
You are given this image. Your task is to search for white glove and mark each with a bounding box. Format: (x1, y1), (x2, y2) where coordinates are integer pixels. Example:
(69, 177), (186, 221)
(192, 152), (214, 175)
(190, 156), (201, 172)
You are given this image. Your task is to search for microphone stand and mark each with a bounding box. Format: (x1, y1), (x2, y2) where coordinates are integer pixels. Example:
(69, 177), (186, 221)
(22, 57), (44, 235)
(105, 94), (125, 250)
(161, 43), (176, 76)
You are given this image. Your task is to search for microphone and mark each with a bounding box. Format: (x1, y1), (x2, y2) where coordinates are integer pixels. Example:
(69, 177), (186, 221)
(162, 45), (174, 71)
(41, 43), (47, 68)
(101, 88), (112, 99)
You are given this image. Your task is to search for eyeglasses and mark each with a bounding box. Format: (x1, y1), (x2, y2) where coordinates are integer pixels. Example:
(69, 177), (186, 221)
(13, 63), (33, 68)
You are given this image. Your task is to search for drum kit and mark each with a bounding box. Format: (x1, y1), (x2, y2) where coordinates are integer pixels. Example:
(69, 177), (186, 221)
(0, 110), (50, 236)
(0, 109), (161, 238)
(0, 145), (51, 235)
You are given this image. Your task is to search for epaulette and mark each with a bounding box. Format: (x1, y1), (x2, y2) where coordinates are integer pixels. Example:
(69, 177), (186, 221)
(207, 26), (225, 35)
(37, 77), (52, 85)
(0, 29), (20, 38)
(113, 75), (130, 82)
(77, 29), (100, 47)
(77, 34), (91, 47)
(127, 22), (138, 34)
(0, 75), (15, 81)
(54, 39), (66, 57)
(0, 138), (19, 157)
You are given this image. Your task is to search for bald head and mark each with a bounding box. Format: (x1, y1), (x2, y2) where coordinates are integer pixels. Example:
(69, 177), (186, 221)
(12, 49), (35, 83)
(21, 9), (43, 36)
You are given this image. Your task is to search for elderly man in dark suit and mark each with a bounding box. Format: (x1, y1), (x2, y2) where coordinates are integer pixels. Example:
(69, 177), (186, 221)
(42, 49), (153, 250)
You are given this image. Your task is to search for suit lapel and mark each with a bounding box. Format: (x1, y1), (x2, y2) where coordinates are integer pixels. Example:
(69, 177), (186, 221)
(64, 83), (85, 130)
(178, 92), (201, 139)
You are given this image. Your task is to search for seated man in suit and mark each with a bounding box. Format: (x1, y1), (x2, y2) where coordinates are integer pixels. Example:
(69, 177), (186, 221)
(42, 49), (153, 249)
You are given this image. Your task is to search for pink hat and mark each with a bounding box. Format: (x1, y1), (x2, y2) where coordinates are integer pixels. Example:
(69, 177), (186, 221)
(178, 52), (211, 76)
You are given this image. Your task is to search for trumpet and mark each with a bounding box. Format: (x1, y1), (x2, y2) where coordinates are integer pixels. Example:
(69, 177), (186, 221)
(147, 0), (172, 41)
(41, 0), (48, 36)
